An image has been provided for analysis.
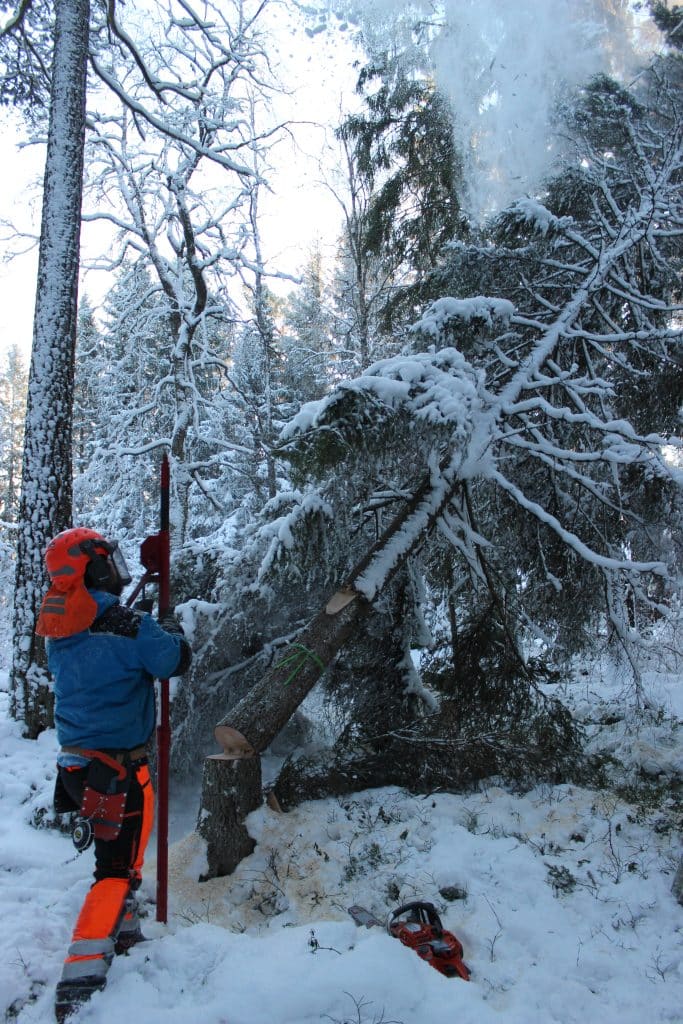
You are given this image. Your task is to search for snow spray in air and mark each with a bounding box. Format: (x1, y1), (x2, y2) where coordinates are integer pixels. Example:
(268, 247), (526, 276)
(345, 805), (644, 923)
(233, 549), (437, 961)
(335, 0), (637, 220)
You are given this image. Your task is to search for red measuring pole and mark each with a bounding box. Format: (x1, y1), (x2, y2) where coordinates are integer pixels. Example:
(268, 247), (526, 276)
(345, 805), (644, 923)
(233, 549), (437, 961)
(156, 453), (171, 923)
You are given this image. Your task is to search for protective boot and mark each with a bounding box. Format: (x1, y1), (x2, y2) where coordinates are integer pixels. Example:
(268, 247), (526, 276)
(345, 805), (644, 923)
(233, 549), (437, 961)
(115, 893), (147, 954)
(55, 877), (128, 1020)
(55, 963), (109, 1022)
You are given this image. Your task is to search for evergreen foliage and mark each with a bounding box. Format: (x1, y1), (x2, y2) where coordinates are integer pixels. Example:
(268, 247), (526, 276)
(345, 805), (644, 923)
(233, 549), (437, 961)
(255, 46), (682, 780)
(649, 1), (683, 48)
(282, 246), (337, 404)
(4, 0), (681, 813)
(339, 51), (468, 331)
(73, 264), (176, 538)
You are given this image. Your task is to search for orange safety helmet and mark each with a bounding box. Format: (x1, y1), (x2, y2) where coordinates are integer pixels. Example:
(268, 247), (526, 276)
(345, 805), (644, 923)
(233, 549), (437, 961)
(37, 527), (131, 639)
(44, 527), (111, 590)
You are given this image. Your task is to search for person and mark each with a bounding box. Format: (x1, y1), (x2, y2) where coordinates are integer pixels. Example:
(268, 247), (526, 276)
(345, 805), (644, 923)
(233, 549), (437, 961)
(35, 527), (192, 1023)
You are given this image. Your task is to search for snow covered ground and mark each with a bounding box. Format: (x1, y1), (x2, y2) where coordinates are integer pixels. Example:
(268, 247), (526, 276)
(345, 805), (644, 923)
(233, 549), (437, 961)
(0, 654), (682, 1024)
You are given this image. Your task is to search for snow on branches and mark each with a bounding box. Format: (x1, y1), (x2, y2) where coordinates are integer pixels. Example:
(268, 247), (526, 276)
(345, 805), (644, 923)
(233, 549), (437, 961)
(409, 296), (516, 338)
(277, 59), (682, 668)
(282, 347), (485, 441)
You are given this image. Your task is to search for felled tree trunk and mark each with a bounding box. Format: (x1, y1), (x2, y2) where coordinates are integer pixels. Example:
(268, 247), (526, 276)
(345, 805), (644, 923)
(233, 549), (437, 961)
(198, 593), (369, 880)
(214, 594), (368, 757)
(198, 468), (463, 879)
(272, 707), (578, 812)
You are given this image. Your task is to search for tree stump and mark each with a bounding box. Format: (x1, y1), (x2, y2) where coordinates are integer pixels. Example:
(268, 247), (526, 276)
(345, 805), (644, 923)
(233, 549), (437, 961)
(196, 754), (262, 879)
(672, 855), (683, 906)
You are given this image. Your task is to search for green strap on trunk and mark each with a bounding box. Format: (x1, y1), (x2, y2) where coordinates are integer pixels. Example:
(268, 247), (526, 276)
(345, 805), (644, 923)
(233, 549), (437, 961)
(275, 643), (326, 686)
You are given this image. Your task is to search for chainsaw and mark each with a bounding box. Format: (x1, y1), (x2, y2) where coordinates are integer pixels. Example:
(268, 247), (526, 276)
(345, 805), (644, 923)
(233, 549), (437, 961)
(348, 901), (470, 980)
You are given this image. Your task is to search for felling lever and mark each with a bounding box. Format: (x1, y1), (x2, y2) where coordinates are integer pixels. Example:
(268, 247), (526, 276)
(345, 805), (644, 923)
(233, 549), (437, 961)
(125, 453), (171, 923)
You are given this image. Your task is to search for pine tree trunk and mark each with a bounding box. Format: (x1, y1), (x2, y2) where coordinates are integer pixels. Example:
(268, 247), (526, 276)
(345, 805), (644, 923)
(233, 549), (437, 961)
(672, 856), (683, 907)
(10, 0), (90, 736)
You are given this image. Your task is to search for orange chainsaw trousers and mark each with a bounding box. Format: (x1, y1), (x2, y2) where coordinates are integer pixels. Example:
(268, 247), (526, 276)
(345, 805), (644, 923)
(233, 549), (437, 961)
(58, 759), (154, 983)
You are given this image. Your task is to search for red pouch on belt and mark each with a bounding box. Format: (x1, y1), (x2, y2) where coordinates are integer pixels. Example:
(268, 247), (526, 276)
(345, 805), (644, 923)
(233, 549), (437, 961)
(80, 755), (130, 842)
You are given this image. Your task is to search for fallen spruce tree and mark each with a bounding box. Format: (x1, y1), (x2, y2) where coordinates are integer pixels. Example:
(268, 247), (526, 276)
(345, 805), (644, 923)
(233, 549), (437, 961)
(196, 66), (682, 878)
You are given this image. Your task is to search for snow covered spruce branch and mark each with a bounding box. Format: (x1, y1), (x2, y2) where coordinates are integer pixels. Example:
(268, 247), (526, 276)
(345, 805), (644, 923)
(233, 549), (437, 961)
(278, 88), (681, 655)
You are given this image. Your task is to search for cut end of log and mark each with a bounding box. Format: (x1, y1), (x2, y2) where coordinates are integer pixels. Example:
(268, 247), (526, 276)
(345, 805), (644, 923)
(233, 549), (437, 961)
(214, 724), (257, 759)
(325, 587), (358, 615)
(265, 789), (283, 813)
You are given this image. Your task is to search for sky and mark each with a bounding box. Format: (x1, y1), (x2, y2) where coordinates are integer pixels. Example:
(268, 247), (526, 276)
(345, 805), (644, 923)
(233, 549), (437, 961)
(0, 5), (363, 364)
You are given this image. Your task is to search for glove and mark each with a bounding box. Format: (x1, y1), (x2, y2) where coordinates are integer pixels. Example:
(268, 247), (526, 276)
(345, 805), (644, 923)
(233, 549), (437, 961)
(158, 611), (185, 637)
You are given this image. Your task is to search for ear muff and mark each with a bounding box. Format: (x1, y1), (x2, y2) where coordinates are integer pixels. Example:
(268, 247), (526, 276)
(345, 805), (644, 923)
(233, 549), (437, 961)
(85, 554), (113, 589)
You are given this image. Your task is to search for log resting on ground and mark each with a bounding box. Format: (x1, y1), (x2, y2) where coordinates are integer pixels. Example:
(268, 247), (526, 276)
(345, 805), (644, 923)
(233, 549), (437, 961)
(271, 727), (575, 811)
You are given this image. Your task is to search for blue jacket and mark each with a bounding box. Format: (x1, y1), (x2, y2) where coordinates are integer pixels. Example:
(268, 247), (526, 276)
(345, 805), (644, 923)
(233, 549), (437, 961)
(47, 590), (186, 752)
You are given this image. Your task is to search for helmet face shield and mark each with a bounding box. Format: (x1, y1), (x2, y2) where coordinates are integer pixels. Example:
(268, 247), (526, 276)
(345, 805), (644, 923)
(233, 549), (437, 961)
(78, 538), (132, 592)
(109, 544), (132, 587)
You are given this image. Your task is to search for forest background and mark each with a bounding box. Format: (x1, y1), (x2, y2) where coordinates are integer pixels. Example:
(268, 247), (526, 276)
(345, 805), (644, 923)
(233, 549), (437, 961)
(0, 0), (680, 870)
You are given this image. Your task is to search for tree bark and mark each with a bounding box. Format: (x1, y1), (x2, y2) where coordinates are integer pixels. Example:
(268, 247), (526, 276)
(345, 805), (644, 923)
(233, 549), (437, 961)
(10, 0), (90, 736)
(672, 856), (683, 907)
(214, 594), (369, 757)
(197, 755), (262, 881)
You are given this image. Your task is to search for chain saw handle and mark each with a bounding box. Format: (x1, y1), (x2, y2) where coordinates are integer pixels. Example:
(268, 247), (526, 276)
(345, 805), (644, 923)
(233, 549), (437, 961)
(387, 901), (444, 937)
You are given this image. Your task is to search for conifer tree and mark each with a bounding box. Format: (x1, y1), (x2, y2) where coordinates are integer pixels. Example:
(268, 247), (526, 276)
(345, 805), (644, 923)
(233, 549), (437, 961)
(0, 344), (28, 523)
(282, 246), (336, 405)
(339, 51), (468, 332)
(72, 294), (100, 481)
(326, 133), (395, 372)
(74, 262), (173, 536)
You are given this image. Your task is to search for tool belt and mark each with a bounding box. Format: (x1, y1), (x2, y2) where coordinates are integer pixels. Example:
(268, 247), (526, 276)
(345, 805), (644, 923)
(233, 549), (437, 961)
(61, 744), (147, 764)
(59, 747), (146, 842)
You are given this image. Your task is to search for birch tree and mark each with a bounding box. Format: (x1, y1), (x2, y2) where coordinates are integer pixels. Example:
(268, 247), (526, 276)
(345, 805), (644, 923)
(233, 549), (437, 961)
(81, 0), (280, 541)
(5, 0), (279, 730)
(327, 133), (395, 372)
(0, 345), (27, 626)
(215, 110), (292, 507)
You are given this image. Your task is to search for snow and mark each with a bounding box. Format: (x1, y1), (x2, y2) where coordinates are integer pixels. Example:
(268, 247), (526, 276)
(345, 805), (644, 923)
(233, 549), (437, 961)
(341, 0), (639, 219)
(282, 348), (485, 442)
(1, 652), (682, 1024)
(410, 297), (516, 339)
(508, 198), (574, 237)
